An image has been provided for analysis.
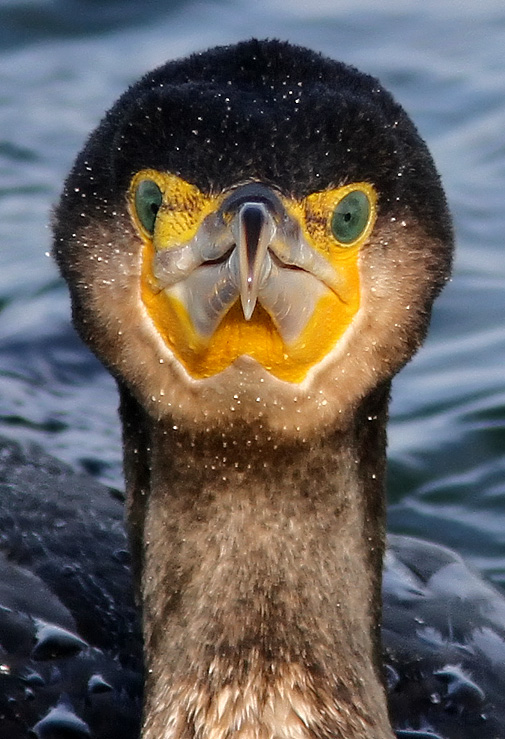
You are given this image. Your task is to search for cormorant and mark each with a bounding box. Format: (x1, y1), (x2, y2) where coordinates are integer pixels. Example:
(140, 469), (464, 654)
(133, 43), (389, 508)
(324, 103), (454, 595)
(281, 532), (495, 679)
(1, 39), (504, 739)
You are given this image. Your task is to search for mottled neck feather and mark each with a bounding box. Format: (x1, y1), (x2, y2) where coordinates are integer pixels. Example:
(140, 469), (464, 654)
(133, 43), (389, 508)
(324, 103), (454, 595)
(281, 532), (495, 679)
(120, 383), (394, 739)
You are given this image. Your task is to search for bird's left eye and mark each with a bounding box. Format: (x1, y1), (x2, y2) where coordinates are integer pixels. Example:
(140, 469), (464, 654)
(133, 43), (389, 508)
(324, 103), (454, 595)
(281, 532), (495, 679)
(135, 179), (163, 234)
(331, 190), (371, 245)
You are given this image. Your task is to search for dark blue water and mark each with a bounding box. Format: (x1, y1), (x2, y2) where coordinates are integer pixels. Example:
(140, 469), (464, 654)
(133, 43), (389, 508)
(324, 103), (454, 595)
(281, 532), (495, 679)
(0, 1), (504, 582)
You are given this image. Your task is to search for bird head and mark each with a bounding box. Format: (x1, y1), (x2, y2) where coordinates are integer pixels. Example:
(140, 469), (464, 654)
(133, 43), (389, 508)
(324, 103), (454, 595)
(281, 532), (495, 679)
(54, 40), (453, 436)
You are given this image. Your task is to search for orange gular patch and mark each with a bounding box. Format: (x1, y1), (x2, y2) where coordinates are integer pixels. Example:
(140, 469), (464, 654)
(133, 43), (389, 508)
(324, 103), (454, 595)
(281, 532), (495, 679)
(131, 173), (375, 384)
(141, 252), (359, 382)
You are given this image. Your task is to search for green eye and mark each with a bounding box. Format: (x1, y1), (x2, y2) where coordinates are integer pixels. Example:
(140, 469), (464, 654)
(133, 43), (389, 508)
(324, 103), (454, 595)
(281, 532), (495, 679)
(331, 190), (371, 244)
(135, 179), (163, 234)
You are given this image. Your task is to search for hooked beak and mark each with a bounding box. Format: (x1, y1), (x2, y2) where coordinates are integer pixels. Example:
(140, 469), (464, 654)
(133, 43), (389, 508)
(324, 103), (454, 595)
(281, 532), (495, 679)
(234, 202), (275, 320)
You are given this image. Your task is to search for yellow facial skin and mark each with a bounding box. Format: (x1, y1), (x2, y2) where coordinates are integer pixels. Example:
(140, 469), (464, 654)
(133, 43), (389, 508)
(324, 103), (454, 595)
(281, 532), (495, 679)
(130, 171), (218, 248)
(128, 171), (377, 384)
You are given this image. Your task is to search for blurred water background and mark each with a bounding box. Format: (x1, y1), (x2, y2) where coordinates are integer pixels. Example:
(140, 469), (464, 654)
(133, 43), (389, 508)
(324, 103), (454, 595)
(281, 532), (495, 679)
(0, 0), (504, 583)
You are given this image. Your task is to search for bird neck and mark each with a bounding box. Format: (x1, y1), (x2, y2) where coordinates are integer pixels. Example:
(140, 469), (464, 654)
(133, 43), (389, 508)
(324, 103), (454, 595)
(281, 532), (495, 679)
(120, 383), (394, 739)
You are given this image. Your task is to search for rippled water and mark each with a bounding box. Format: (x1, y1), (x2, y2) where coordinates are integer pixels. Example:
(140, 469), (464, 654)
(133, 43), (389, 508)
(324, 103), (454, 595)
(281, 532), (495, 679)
(0, 1), (504, 582)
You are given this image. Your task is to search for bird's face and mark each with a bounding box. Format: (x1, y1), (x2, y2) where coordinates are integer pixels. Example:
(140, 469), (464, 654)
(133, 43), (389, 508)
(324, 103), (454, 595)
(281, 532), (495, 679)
(54, 42), (452, 437)
(129, 171), (377, 384)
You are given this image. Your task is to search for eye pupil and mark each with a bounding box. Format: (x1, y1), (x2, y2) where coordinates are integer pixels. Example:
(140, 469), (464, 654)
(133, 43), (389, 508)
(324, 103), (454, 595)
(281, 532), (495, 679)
(135, 179), (163, 234)
(331, 190), (371, 244)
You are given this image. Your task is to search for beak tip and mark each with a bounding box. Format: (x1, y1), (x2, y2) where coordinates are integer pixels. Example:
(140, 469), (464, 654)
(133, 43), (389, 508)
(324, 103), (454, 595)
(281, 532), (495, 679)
(241, 295), (256, 321)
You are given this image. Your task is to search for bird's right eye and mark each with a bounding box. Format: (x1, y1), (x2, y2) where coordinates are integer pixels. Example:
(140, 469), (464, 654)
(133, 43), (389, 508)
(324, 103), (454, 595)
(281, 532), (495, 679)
(135, 179), (163, 234)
